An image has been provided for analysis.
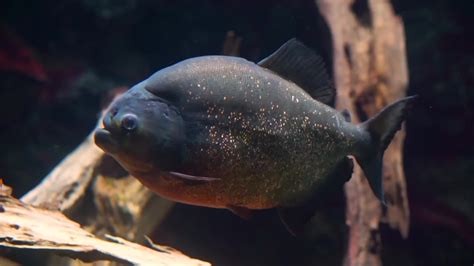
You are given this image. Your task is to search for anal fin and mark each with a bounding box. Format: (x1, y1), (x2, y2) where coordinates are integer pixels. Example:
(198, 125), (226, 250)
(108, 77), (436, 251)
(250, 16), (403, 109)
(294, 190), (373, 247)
(278, 157), (354, 236)
(334, 156), (354, 183)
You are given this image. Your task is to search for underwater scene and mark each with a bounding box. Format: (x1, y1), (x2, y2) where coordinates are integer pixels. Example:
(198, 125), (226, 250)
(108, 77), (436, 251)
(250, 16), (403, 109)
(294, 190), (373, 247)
(0, 0), (473, 265)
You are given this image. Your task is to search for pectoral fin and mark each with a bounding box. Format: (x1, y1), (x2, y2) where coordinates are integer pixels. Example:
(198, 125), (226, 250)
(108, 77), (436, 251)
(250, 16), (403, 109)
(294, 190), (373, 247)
(165, 171), (221, 183)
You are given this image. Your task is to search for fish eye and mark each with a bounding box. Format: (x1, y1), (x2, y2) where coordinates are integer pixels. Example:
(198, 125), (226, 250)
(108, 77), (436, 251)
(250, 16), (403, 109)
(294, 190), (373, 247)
(121, 114), (138, 132)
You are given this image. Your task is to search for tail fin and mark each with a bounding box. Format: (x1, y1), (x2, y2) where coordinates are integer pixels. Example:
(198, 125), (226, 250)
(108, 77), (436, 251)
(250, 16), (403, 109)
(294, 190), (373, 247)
(355, 96), (417, 204)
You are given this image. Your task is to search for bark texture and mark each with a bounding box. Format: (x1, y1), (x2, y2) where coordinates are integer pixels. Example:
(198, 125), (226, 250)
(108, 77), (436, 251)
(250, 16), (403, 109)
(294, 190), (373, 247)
(0, 185), (209, 266)
(316, 0), (410, 265)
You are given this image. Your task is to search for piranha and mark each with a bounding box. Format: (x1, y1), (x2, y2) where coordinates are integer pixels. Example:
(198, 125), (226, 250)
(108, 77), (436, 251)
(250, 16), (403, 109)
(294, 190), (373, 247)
(94, 39), (415, 235)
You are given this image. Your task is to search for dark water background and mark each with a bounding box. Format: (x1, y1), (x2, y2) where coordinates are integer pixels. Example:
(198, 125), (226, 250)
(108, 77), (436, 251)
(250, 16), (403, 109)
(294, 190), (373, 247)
(0, 0), (473, 265)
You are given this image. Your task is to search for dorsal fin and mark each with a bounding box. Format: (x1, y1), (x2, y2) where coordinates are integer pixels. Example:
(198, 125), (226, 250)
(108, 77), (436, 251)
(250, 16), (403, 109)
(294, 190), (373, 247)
(258, 38), (335, 106)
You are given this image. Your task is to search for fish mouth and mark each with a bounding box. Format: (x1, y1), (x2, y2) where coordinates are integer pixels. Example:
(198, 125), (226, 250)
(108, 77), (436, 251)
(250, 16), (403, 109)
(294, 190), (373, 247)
(94, 128), (119, 154)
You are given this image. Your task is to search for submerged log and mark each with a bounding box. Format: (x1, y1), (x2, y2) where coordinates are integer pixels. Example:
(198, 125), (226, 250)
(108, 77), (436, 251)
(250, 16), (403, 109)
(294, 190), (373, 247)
(316, 0), (410, 265)
(0, 184), (209, 266)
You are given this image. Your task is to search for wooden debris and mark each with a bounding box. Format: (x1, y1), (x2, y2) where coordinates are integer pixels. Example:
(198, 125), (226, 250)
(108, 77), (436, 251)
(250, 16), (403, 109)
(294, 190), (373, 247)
(0, 186), (209, 266)
(316, 0), (410, 265)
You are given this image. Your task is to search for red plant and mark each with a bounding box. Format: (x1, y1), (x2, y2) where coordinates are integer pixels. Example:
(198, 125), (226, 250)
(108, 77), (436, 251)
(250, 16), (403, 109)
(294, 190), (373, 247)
(0, 25), (48, 82)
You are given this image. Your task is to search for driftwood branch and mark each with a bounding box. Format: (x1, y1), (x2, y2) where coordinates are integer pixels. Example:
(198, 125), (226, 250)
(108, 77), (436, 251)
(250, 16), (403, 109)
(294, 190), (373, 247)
(316, 0), (410, 265)
(0, 186), (209, 266)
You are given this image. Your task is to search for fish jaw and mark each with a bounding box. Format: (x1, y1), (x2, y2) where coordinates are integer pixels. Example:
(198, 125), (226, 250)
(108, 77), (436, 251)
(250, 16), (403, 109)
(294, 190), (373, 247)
(94, 128), (120, 154)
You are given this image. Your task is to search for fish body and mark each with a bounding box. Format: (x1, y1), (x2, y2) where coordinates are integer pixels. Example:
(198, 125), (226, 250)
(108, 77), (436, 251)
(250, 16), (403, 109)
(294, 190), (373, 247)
(94, 39), (415, 234)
